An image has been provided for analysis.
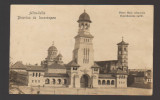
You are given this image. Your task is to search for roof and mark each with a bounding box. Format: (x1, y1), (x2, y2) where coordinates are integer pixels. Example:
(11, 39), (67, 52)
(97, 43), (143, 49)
(99, 74), (115, 79)
(75, 33), (94, 38)
(66, 60), (80, 67)
(48, 63), (66, 69)
(95, 60), (118, 68)
(48, 45), (57, 51)
(129, 71), (145, 77)
(77, 10), (92, 23)
(57, 53), (63, 57)
(91, 63), (100, 68)
(44, 73), (69, 77)
(115, 69), (128, 75)
(26, 65), (45, 71)
(117, 40), (129, 45)
(11, 61), (26, 69)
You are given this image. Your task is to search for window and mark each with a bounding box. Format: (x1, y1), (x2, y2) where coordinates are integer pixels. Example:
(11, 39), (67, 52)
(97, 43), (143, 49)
(33, 73), (34, 77)
(73, 67), (77, 70)
(36, 73), (38, 77)
(39, 73), (41, 77)
(64, 79), (67, 84)
(124, 48), (127, 51)
(107, 80), (110, 85)
(35, 80), (37, 83)
(98, 80), (101, 85)
(45, 79), (50, 84)
(102, 80), (105, 85)
(58, 79), (61, 84)
(53, 79), (56, 84)
(38, 80), (40, 83)
(111, 80), (114, 85)
(32, 80), (34, 83)
(94, 68), (98, 71)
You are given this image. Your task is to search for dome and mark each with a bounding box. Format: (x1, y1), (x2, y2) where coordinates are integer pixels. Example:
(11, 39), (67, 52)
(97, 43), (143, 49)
(57, 53), (63, 57)
(117, 41), (129, 45)
(77, 10), (92, 23)
(117, 37), (129, 45)
(48, 45), (57, 51)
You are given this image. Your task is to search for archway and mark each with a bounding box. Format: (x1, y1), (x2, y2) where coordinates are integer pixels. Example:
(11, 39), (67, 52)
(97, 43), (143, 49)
(80, 74), (90, 88)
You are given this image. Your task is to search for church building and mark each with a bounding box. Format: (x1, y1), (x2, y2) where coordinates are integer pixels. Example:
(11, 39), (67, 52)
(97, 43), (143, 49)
(27, 10), (129, 88)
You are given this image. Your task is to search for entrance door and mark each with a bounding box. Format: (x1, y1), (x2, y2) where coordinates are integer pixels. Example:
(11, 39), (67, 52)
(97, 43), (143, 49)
(80, 74), (89, 88)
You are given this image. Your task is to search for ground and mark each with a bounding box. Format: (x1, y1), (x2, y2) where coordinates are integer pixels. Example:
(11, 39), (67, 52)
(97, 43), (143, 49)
(9, 85), (152, 95)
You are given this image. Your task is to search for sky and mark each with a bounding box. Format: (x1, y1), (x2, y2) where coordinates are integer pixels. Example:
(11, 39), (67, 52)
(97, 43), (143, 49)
(10, 5), (153, 69)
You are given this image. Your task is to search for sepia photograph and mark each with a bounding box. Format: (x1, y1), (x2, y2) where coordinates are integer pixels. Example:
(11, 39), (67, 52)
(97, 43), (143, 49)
(9, 5), (153, 95)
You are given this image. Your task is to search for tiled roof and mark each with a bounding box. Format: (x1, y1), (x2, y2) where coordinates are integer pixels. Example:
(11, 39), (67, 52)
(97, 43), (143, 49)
(44, 73), (69, 77)
(95, 60), (118, 68)
(48, 63), (66, 69)
(11, 61), (26, 69)
(66, 60), (80, 67)
(99, 74), (115, 78)
(26, 65), (45, 71)
(91, 63), (100, 68)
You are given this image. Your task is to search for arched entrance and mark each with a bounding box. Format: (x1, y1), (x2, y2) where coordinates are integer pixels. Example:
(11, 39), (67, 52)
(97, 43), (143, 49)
(80, 74), (90, 88)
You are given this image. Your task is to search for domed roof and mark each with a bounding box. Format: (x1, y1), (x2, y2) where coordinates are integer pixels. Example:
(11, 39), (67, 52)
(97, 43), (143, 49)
(48, 45), (57, 51)
(57, 53), (63, 57)
(117, 37), (129, 45)
(48, 41), (58, 51)
(77, 10), (92, 23)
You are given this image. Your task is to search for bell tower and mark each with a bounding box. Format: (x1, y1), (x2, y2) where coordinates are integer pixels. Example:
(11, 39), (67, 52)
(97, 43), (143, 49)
(117, 37), (129, 71)
(72, 10), (94, 68)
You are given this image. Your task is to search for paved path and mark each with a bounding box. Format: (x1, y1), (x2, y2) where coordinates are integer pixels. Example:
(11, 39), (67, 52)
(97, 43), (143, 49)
(14, 86), (152, 95)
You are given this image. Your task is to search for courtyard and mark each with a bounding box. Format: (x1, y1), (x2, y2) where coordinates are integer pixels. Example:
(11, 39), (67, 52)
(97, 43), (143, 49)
(10, 85), (152, 95)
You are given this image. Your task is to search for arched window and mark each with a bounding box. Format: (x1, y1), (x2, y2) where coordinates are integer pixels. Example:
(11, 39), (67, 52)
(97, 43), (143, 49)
(64, 79), (67, 84)
(102, 80), (105, 85)
(53, 79), (56, 84)
(111, 80), (114, 85)
(58, 79), (61, 84)
(36, 73), (38, 77)
(107, 80), (110, 85)
(124, 48), (127, 51)
(39, 73), (41, 77)
(45, 79), (50, 84)
(98, 80), (101, 85)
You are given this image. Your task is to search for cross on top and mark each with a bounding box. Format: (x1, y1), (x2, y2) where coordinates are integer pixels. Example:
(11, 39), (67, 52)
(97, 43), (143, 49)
(52, 41), (54, 46)
(122, 36), (124, 41)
